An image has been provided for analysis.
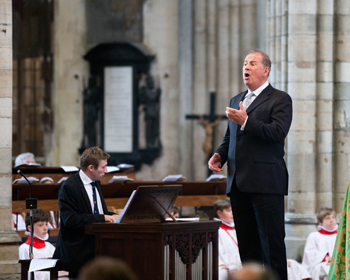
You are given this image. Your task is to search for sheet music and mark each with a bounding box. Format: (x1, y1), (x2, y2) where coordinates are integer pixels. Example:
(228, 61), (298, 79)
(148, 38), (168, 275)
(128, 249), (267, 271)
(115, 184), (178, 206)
(117, 163), (134, 169)
(206, 174), (227, 181)
(60, 166), (79, 172)
(162, 174), (186, 181)
(115, 190), (136, 223)
(29, 259), (59, 272)
(106, 166), (120, 173)
(104, 66), (133, 153)
(165, 217), (199, 222)
(108, 176), (134, 183)
(15, 162), (41, 168)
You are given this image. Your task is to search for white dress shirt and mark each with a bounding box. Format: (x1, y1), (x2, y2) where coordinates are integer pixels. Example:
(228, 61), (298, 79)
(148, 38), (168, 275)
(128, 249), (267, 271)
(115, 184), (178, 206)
(79, 169), (104, 214)
(241, 81), (269, 130)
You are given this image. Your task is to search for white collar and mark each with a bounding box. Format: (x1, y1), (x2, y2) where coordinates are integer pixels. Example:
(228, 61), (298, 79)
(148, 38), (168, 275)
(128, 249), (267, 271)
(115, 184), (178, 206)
(247, 81), (269, 97)
(317, 224), (338, 232)
(79, 169), (94, 185)
(25, 231), (49, 241)
(213, 217), (235, 228)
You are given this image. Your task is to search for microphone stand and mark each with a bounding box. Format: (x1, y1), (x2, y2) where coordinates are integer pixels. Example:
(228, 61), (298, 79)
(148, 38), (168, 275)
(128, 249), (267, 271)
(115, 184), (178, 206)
(17, 170), (37, 280)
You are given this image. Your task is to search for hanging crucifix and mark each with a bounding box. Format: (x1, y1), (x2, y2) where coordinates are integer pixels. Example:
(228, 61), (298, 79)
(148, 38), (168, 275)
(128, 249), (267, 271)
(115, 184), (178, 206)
(186, 92), (227, 176)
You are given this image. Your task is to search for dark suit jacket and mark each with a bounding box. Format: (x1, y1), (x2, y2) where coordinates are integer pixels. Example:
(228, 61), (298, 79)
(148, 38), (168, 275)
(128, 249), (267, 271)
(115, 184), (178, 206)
(216, 84), (293, 195)
(53, 172), (112, 276)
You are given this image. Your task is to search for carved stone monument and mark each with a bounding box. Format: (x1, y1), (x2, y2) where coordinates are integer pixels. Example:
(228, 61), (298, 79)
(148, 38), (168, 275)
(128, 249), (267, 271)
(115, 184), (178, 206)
(81, 43), (162, 169)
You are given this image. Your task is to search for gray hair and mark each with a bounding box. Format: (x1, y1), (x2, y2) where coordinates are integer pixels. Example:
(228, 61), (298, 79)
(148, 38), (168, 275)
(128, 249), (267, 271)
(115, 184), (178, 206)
(247, 49), (271, 75)
(15, 152), (35, 167)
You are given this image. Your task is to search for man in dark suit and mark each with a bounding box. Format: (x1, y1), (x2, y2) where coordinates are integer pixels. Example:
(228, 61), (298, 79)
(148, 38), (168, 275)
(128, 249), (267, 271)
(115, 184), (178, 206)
(209, 49), (292, 280)
(53, 146), (118, 278)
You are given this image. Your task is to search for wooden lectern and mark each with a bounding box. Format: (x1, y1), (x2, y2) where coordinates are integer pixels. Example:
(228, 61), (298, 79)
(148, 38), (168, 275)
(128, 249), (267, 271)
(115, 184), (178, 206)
(86, 185), (221, 280)
(86, 221), (220, 280)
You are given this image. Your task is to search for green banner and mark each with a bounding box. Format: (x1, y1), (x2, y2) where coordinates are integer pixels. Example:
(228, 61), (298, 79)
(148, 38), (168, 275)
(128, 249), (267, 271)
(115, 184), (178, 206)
(328, 184), (350, 280)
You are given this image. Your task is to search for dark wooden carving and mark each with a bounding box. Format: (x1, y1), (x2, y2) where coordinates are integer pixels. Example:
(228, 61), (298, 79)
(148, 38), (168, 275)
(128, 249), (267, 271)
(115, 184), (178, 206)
(86, 221), (221, 280)
(191, 232), (207, 263)
(175, 233), (191, 265)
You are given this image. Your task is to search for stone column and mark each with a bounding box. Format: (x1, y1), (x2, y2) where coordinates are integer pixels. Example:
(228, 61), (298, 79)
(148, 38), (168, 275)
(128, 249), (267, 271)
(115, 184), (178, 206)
(286, 0), (317, 217)
(215, 0), (231, 157)
(214, 0), (257, 146)
(239, 0), (257, 55)
(333, 1), (350, 212)
(315, 0), (334, 210)
(267, 0), (319, 260)
(267, 0), (350, 261)
(269, 0), (283, 90)
(257, 0), (267, 50)
(0, 0), (21, 278)
(140, 0), (179, 180)
(48, 0), (88, 166)
(229, 0), (241, 98)
(178, 0), (195, 179)
(191, 0), (257, 180)
(192, 0), (208, 180)
(178, 0), (193, 179)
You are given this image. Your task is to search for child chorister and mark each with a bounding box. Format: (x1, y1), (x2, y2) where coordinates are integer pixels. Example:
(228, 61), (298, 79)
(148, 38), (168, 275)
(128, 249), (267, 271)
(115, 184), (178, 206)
(19, 209), (55, 280)
(302, 207), (338, 280)
(213, 199), (241, 280)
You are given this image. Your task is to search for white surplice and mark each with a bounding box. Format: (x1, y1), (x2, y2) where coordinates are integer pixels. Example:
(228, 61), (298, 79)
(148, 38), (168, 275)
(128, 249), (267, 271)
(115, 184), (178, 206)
(19, 234), (55, 280)
(214, 218), (242, 280)
(302, 226), (337, 280)
(287, 259), (311, 280)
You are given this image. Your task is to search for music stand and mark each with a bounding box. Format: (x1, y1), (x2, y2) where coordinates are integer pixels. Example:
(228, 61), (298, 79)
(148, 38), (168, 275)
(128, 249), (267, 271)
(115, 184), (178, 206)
(116, 185), (183, 224)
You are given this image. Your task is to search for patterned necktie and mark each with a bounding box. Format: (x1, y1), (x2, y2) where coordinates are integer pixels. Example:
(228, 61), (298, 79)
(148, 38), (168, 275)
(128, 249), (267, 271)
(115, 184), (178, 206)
(243, 92), (255, 109)
(91, 181), (99, 214)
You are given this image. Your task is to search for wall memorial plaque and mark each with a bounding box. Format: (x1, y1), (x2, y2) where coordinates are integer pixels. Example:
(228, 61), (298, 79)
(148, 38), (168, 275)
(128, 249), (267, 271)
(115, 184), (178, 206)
(81, 43), (161, 170)
(104, 66), (133, 153)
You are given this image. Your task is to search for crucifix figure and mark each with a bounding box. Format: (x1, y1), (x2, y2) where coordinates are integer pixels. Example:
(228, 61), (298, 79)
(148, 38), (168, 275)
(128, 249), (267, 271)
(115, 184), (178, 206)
(186, 92), (227, 175)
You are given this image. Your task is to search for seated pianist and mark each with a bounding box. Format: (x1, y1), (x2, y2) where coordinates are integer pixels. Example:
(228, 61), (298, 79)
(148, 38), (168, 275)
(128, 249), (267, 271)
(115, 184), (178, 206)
(53, 146), (118, 278)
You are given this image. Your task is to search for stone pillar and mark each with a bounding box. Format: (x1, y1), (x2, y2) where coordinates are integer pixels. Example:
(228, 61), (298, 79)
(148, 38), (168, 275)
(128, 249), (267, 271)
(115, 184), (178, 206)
(257, 0), (267, 50)
(333, 1), (350, 212)
(286, 0), (319, 260)
(215, 0), (231, 160)
(229, 0), (241, 99)
(178, 0), (193, 179)
(191, 0), (257, 180)
(192, 0), (208, 180)
(48, 0), (88, 166)
(267, 0), (350, 260)
(315, 0), (334, 210)
(0, 0), (22, 278)
(139, 0), (179, 180)
(269, 0), (283, 90)
(214, 0), (257, 150)
(267, 0), (319, 260)
(286, 0), (317, 217)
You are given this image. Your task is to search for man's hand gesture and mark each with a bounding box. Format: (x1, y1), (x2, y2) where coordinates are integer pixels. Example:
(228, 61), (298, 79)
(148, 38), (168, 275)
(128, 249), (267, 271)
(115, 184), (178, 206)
(208, 153), (223, 172)
(226, 102), (247, 125)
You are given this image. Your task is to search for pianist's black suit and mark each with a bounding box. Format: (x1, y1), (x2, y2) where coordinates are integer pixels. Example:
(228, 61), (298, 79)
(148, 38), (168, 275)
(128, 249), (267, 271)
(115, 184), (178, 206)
(53, 172), (112, 277)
